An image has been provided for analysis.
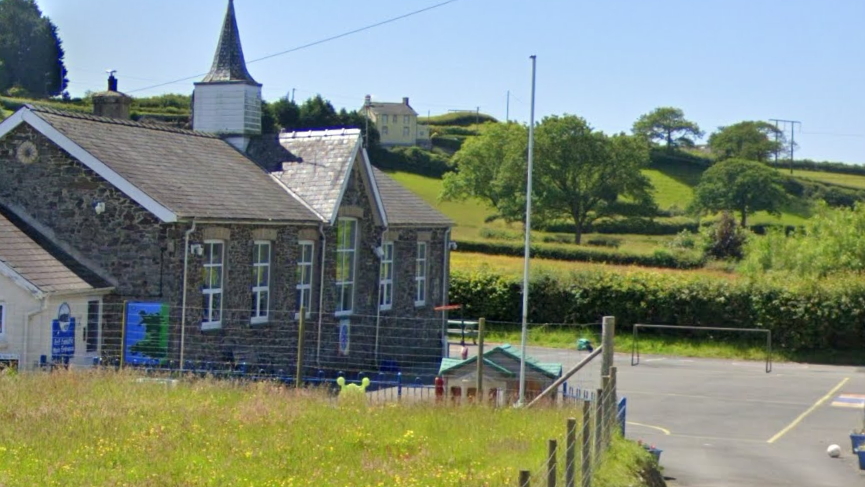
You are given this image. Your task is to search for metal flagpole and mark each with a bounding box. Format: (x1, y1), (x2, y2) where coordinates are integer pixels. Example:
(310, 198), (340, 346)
(519, 55), (537, 406)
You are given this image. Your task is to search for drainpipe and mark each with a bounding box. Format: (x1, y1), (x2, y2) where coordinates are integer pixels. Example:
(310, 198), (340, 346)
(179, 220), (196, 372)
(442, 228), (452, 358)
(374, 228), (388, 366)
(316, 222), (326, 365)
(24, 297), (47, 371)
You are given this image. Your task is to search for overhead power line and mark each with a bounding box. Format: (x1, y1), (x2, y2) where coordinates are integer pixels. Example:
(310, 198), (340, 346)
(128, 0), (459, 94)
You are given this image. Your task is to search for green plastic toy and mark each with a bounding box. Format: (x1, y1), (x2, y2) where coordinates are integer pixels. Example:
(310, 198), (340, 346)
(336, 376), (370, 397)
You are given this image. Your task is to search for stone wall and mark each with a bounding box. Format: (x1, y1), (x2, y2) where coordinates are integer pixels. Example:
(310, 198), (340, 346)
(0, 123), (451, 375)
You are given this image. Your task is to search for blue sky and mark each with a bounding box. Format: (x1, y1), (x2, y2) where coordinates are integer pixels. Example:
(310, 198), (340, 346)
(37, 0), (865, 164)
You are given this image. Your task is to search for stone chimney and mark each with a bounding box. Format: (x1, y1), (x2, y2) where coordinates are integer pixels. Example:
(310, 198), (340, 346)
(402, 97), (410, 106)
(92, 73), (132, 119)
(364, 94), (371, 106)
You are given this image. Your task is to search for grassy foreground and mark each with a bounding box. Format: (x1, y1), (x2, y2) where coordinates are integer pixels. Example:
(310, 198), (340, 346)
(0, 370), (650, 487)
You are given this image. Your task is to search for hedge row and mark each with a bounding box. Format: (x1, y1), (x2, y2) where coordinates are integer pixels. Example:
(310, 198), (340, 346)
(449, 269), (865, 352)
(454, 240), (704, 269)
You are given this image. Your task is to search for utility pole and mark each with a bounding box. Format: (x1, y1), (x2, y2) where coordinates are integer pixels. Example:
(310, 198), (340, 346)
(771, 119), (801, 174)
(770, 120), (780, 167)
(506, 90), (510, 123)
(291, 88), (296, 103)
(476, 106), (480, 125)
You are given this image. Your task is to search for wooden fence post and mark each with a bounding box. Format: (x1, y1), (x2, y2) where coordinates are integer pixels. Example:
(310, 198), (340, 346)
(566, 417), (576, 487)
(477, 317), (485, 403)
(519, 470), (530, 487)
(581, 401), (592, 487)
(601, 316), (615, 378)
(547, 439), (558, 487)
(296, 307), (305, 389)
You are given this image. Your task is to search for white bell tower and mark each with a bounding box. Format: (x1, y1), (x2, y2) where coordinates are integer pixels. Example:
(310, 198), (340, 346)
(192, 0), (262, 152)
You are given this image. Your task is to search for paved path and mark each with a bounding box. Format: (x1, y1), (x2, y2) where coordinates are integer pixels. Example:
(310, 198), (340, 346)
(456, 342), (865, 486)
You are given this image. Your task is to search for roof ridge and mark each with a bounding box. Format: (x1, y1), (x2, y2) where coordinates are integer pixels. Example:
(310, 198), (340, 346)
(279, 128), (362, 139)
(29, 105), (217, 138)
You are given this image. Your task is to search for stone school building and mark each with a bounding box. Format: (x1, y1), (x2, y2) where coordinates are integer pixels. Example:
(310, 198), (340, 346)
(0, 0), (452, 374)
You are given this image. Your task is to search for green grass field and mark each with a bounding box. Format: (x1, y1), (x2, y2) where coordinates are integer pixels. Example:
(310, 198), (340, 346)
(0, 370), (649, 487)
(778, 168), (865, 190)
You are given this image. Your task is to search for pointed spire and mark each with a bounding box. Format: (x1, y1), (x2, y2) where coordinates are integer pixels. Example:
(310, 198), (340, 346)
(201, 0), (258, 84)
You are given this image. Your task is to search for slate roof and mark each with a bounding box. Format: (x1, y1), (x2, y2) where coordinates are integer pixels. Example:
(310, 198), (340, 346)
(30, 107), (319, 222)
(273, 129), (363, 222)
(371, 166), (453, 227)
(367, 101), (417, 117)
(200, 0), (258, 85)
(0, 205), (111, 294)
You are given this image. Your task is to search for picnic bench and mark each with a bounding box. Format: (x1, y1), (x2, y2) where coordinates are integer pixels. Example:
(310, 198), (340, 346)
(447, 319), (479, 345)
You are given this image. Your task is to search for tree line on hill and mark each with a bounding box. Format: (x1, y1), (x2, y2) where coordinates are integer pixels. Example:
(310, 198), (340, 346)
(441, 106), (798, 245)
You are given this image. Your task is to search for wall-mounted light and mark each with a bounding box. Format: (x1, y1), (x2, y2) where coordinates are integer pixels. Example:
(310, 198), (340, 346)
(93, 201), (106, 215)
(373, 246), (385, 259)
(189, 244), (204, 256)
(448, 241), (458, 251)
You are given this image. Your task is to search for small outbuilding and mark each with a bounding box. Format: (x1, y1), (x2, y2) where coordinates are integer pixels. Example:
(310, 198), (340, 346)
(0, 207), (113, 370)
(438, 344), (562, 406)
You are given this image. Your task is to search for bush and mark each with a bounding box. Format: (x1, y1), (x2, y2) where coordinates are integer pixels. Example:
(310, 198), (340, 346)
(586, 236), (622, 249)
(454, 240), (704, 269)
(370, 146), (451, 178)
(449, 267), (865, 352)
(702, 212), (747, 260)
(541, 217), (702, 236)
(430, 134), (465, 153)
(419, 112), (498, 126)
(478, 227), (522, 241)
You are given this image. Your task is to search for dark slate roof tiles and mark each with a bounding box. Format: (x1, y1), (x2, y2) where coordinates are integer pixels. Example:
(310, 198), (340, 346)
(371, 166), (452, 227)
(274, 129), (361, 222)
(200, 0), (258, 84)
(31, 108), (319, 222)
(0, 206), (110, 294)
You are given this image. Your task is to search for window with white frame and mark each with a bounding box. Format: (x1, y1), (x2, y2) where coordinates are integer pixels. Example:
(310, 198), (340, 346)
(381, 114), (388, 124)
(296, 241), (314, 317)
(415, 242), (428, 306)
(403, 126), (410, 137)
(382, 125), (389, 136)
(251, 241), (270, 324)
(403, 115), (410, 124)
(379, 242), (394, 311)
(336, 219), (358, 315)
(202, 241), (224, 329)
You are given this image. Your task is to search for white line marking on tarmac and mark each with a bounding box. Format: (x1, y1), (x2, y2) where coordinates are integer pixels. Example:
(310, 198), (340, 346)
(767, 377), (849, 444)
(627, 421), (671, 435)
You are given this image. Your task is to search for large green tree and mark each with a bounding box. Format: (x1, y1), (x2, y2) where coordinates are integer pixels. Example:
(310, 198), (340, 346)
(0, 0), (67, 97)
(535, 115), (654, 244)
(632, 107), (703, 150)
(441, 122), (528, 222)
(269, 95), (379, 147)
(690, 158), (787, 227)
(707, 121), (784, 162)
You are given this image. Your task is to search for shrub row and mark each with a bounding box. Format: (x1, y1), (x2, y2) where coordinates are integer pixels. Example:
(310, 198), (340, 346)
(419, 112), (498, 126)
(449, 268), (865, 352)
(454, 240), (704, 269)
(540, 217), (701, 236)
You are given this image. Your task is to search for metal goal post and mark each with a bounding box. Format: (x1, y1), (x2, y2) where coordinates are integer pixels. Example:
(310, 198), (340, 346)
(630, 324), (772, 373)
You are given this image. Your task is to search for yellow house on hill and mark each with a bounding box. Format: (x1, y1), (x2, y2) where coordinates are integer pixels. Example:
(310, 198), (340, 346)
(363, 95), (431, 148)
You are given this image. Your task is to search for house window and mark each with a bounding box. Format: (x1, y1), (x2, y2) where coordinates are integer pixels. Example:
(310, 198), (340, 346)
(0, 303), (5, 337)
(403, 126), (410, 137)
(382, 125), (389, 136)
(381, 114), (388, 124)
(202, 241), (224, 330)
(379, 242), (394, 311)
(416, 242), (427, 306)
(336, 218), (358, 315)
(86, 300), (100, 353)
(296, 241), (314, 317)
(251, 241), (270, 324)
(403, 115), (410, 124)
